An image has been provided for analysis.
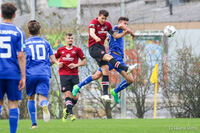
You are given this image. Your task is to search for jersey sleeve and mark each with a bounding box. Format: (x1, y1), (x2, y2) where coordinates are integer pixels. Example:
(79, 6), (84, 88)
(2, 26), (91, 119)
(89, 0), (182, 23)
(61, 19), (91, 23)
(77, 48), (85, 60)
(113, 25), (118, 31)
(55, 48), (61, 59)
(16, 28), (25, 52)
(88, 19), (96, 29)
(107, 22), (114, 36)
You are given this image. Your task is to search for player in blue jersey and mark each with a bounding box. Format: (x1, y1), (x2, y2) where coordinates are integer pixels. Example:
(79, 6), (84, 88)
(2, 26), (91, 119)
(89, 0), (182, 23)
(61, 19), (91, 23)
(0, 3), (26, 133)
(73, 17), (137, 104)
(24, 20), (61, 128)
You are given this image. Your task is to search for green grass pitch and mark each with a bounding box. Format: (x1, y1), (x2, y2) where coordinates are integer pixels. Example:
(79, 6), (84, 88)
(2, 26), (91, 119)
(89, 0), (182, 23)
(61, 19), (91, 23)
(0, 119), (200, 133)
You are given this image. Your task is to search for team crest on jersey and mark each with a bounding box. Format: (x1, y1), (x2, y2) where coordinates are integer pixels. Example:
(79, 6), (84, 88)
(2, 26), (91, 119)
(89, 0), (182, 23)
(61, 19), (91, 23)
(62, 54), (74, 61)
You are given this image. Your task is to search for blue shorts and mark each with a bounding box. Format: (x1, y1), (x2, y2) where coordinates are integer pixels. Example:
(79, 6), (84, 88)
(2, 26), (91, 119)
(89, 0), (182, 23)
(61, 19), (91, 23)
(0, 79), (22, 101)
(26, 76), (50, 98)
(98, 52), (127, 73)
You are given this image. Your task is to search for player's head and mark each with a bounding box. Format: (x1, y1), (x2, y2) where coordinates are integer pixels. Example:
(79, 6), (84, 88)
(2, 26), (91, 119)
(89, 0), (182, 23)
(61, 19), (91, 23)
(98, 10), (109, 25)
(1, 2), (17, 20)
(65, 33), (74, 46)
(118, 17), (129, 28)
(28, 20), (41, 36)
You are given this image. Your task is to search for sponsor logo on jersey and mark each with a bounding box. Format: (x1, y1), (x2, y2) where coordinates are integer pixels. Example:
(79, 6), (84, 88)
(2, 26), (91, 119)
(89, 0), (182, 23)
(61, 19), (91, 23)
(98, 31), (107, 34)
(72, 50), (76, 54)
(62, 54), (74, 61)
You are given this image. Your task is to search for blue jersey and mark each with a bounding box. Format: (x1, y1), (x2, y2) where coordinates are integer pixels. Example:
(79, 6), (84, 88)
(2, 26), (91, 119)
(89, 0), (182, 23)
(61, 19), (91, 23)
(0, 22), (25, 80)
(108, 25), (124, 58)
(25, 36), (53, 77)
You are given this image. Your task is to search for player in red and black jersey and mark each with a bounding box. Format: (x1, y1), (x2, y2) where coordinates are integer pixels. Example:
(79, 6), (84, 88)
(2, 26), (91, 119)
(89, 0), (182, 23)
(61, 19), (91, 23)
(73, 10), (136, 101)
(55, 33), (86, 121)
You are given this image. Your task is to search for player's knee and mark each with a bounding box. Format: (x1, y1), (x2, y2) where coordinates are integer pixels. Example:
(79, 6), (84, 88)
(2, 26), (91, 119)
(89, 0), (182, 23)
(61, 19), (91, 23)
(28, 95), (35, 100)
(101, 66), (109, 75)
(103, 54), (113, 61)
(0, 100), (3, 105)
(64, 91), (72, 98)
(92, 73), (102, 80)
(125, 77), (134, 84)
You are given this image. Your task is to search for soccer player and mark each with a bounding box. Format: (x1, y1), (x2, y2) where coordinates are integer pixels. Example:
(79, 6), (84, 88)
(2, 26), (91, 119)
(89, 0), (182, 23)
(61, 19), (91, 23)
(55, 33), (86, 121)
(73, 17), (137, 104)
(73, 10), (136, 101)
(25, 20), (61, 128)
(0, 3), (25, 133)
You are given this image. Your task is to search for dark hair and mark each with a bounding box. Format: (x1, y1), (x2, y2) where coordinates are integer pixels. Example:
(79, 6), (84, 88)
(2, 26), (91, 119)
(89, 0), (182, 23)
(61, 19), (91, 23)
(118, 17), (129, 22)
(66, 33), (73, 36)
(28, 20), (41, 35)
(1, 2), (17, 19)
(99, 10), (109, 17)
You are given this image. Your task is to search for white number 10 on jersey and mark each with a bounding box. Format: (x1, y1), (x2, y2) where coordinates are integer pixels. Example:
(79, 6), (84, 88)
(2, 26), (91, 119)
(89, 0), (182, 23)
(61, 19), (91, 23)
(29, 44), (46, 60)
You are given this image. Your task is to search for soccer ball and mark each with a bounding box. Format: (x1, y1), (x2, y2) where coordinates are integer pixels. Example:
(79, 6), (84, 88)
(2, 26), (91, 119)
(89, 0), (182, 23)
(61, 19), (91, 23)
(163, 25), (176, 37)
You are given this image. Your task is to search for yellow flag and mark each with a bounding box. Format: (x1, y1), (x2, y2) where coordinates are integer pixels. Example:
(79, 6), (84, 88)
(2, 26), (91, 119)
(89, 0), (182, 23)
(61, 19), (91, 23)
(150, 64), (158, 83)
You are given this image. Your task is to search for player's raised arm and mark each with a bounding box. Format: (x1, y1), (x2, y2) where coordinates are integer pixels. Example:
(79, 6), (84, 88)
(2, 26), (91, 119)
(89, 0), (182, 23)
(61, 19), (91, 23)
(110, 17), (135, 39)
(111, 30), (128, 39)
(89, 28), (101, 42)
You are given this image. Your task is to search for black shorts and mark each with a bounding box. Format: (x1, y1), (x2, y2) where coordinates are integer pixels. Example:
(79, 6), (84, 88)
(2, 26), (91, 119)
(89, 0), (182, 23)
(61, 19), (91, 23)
(89, 44), (108, 67)
(60, 75), (79, 92)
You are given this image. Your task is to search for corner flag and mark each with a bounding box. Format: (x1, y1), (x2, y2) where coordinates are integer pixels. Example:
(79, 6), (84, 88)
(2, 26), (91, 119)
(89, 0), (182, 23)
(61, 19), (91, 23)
(150, 64), (158, 119)
(150, 64), (158, 83)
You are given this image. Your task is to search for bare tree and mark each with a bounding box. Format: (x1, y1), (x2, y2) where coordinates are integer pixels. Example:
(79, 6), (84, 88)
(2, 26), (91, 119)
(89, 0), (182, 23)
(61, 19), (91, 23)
(162, 46), (200, 118)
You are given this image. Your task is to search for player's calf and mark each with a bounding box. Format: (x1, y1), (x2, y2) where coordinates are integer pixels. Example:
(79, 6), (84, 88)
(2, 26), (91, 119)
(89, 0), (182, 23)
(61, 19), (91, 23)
(0, 105), (2, 116)
(27, 100), (37, 127)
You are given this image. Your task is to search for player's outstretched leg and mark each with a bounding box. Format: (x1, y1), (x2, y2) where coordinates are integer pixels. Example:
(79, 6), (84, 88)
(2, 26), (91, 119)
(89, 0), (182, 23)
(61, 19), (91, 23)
(127, 63), (138, 74)
(27, 100), (37, 128)
(104, 54), (138, 74)
(110, 89), (119, 104)
(40, 99), (50, 122)
(111, 80), (131, 104)
(72, 76), (93, 96)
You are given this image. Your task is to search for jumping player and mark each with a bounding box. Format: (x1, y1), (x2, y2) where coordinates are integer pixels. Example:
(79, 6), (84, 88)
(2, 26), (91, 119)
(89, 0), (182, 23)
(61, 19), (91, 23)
(25, 20), (61, 128)
(0, 3), (25, 133)
(55, 33), (86, 122)
(73, 10), (136, 100)
(73, 17), (137, 104)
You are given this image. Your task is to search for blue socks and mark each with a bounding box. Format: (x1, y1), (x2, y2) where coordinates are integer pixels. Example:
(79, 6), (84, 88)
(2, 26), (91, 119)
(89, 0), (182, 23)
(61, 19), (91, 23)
(9, 108), (19, 133)
(0, 105), (2, 115)
(78, 76), (93, 88)
(115, 80), (130, 93)
(40, 100), (49, 107)
(27, 100), (36, 125)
